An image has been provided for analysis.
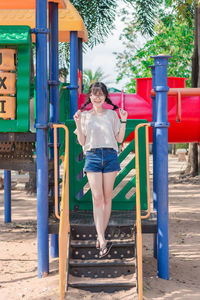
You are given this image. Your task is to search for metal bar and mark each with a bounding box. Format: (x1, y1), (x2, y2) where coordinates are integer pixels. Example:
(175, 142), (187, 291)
(49, 1), (59, 259)
(151, 66), (157, 210)
(78, 38), (83, 75)
(152, 55), (170, 280)
(36, 0), (49, 278)
(4, 170), (11, 223)
(70, 31), (78, 119)
(163, 87), (200, 96)
(77, 38), (83, 199)
(53, 125), (60, 219)
(177, 91), (181, 122)
(135, 123), (143, 300)
(121, 90), (125, 110)
(141, 124), (151, 220)
(151, 65), (158, 259)
(52, 124), (70, 300)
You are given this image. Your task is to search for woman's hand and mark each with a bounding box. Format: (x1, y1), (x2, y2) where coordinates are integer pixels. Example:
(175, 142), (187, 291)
(73, 110), (81, 125)
(115, 109), (128, 143)
(119, 108), (128, 122)
(73, 110), (86, 146)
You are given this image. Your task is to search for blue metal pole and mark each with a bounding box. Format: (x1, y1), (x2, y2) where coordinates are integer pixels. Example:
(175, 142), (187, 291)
(49, 1), (59, 259)
(36, 0), (49, 277)
(70, 31), (78, 118)
(150, 65), (158, 259)
(78, 37), (83, 92)
(77, 38), (84, 199)
(4, 170), (11, 223)
(152, 55), (170, 280)
(78, 38), (83, 76)
(151, 66), (157, 210)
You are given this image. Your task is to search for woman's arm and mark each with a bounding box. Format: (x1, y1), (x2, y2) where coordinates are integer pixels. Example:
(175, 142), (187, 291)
(116, 122), (126, 143)
(74, 110), (86, 146)
(115, 108), (128, 143)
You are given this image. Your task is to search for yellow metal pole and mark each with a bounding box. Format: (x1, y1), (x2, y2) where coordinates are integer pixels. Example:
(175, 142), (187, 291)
(135, 124), (143, 300)
(135, 123), (151, 299)
(53, 124), (70, 300)
(141, 124), (151, 220)
(53, 125), (60, 219)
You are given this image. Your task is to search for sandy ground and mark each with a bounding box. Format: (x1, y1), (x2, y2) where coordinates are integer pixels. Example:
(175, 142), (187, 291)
(0, 154), (200, 300)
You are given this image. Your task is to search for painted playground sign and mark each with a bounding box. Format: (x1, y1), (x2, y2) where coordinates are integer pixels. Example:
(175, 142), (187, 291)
(0, 26), (31, 132)
(0, 49), (16, 119)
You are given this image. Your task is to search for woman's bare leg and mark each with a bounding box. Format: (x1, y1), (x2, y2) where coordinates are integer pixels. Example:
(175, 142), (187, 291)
(102, 171), (118, 233)
(87, 172), (106, 248)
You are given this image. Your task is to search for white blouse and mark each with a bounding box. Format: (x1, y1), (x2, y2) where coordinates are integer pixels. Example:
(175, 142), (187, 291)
(75, 109), (121, 153)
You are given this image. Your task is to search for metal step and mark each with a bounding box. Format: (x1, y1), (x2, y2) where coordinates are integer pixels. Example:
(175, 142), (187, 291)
(68, 221), (137, 293)
(70, 240), (135, 260)
(49, 211), (157, 235)
(70, 257), (135, 278)
(71, 224), (134, 241)
(68, 274), (136, 292)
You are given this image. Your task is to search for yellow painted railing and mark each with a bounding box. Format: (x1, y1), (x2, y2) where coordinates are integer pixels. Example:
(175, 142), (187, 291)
(53, 124), (70, 300)
(135, 123), (151, 300)
(141, 124), (151, 220)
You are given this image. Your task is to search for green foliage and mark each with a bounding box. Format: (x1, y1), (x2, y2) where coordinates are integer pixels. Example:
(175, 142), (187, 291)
(133, 0), (163, 36)
(70, 0), (117, 48)
(58, 0), (166, 79)
(57, 1), (134, 79)
(70, 0), (164, 47)
(83, 67), (110, 93)
(115, 14), (194, 92)
(58, 42), (70, 81)
(176, 143), (189, 150)
(165, 0), (194, 27)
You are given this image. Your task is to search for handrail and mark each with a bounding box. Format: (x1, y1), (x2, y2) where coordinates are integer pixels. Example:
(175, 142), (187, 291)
(53, 124), (60, 219)
(135, 122), (151, 300)
(121, 89), (125, 110)
(53, 124), (70, 300)
(141, 124), (151, 220)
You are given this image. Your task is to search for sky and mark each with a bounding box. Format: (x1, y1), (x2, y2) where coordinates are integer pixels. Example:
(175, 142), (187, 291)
(83, 3), (128, 90)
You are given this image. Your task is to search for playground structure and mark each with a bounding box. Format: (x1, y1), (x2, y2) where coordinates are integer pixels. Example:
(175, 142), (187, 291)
(1, 1), (200, 300)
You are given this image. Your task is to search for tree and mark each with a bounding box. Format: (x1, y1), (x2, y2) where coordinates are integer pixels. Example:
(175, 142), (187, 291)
(58, 0), (165, 80)
(58, 42), (69, 82)
(168, 0), (199, 176)
(83, 67), (110, 92)
(115, 14), (194, 92)
(186, 2), (200, 176)
(70, 0), (161, 47)
(115, 0), (200, 176)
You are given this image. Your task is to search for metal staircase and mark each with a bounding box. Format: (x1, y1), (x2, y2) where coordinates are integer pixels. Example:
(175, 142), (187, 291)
(52, 122), (154, 300)
(68, 218), (137, 292)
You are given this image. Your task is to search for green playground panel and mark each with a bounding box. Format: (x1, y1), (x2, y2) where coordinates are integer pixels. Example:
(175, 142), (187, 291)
(65, 119), (148, 211)
(0, 26), (31, 132)
(59, 83), (70, 162)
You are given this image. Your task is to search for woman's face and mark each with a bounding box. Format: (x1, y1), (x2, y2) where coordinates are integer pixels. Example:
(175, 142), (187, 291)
(90, 90), (106, 108)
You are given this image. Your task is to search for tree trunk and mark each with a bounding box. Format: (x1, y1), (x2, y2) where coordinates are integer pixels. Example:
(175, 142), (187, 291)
(172, 144), (176, 155)
(185, 3), (200, 176)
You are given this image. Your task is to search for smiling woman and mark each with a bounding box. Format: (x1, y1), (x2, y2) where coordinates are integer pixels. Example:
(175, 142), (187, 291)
(73, 81), (128, 258)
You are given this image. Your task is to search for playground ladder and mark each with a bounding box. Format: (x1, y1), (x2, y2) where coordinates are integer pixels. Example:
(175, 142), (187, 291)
(68, 213), (136, 292)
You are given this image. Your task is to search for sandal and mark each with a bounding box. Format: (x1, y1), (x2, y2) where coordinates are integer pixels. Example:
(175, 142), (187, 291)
(96, 239), (100, 250)
(99, 242), (112, 258)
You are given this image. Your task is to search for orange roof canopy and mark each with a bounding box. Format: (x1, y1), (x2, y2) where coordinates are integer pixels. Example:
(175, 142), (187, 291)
(0, 0), (88, 42)
(0, 0), (67, 9)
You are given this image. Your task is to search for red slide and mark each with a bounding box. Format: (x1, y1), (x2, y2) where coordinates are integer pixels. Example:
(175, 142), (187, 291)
(78, 77), (200, 143)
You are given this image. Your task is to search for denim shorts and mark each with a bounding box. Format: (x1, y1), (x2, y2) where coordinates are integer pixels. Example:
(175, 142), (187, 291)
(84, 148), (121, 173)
